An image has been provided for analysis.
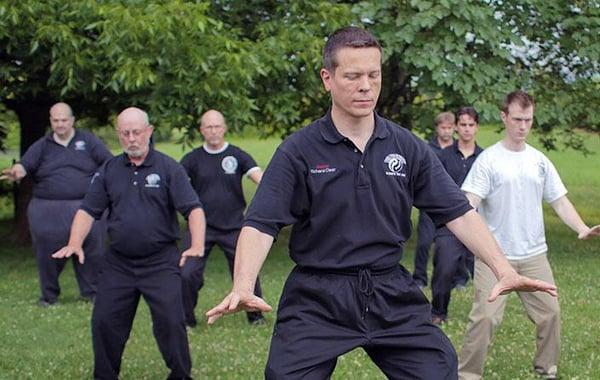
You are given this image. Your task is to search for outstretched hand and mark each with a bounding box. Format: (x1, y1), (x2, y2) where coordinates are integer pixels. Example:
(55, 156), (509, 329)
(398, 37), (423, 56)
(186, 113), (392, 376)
(488, 272), (557, 302)
(179, 247), (204, 267)
(578, 225), (600, 240)
(206, 290), (272, 325)
(52, 246), (85, 264)
(1, 167), (20, 182)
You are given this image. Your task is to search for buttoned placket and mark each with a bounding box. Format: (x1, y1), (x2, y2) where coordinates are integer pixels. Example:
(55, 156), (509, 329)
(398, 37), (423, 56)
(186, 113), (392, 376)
(343, 138), (371, 188)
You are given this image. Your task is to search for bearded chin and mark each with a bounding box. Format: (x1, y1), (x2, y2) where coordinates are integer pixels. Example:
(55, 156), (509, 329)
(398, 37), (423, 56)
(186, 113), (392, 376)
(125, 146), (146, 158)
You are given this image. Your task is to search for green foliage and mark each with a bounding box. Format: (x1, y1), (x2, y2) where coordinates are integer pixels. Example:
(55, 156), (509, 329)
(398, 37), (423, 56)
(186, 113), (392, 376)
(0, 1), (598, 150)
(354, 0), (600, 150)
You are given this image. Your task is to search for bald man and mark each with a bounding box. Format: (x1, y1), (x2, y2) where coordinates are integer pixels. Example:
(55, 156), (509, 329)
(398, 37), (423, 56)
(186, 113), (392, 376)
(1, 102), (112, 306)
(180, 109), (265, 327)
(53, 107), (206, 379)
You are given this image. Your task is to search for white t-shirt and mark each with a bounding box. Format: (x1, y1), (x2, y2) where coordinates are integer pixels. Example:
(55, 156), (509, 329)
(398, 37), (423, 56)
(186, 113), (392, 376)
(461, 142), (567, 260)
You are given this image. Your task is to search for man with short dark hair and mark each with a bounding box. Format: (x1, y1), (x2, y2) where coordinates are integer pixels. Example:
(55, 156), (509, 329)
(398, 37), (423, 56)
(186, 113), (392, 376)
(180, 109), (265, 327)
(412, 111), (455, 289)
(458, 91), (600, 380)
(53, 107), (206, 379)
(1, 102), (112, 306)
(207, 28), (557, 379)
(430, 106), (483, 325)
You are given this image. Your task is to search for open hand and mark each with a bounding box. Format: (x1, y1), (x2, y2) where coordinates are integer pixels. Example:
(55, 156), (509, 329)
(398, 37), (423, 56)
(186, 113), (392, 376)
(206, 290), (272, 325)
(52, 246), (85, 264)
(488, 272), (557, 302)
(578, 225), (600, 240)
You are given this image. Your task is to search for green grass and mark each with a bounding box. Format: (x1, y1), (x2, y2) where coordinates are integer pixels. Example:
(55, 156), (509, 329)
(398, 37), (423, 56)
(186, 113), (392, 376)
(0, 126), (598, 379)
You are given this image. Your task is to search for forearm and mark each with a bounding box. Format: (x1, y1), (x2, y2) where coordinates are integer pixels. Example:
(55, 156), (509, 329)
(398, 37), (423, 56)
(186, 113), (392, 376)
(550, 196), (589, 235)
(446, 209), (515, 280)
(67, 210), (95, 247)
(187, 207), (206, 250)
(232, 226), (273, 293)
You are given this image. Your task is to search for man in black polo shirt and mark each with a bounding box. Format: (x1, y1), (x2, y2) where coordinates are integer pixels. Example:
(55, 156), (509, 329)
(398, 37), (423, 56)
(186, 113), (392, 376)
(53, 107), (206, 380)
(412, 111), (455, 289)
(1, 102), (112, 306)
(431, 106), (483, 325)
(180, 109), (265, 327)
(206, 27), (557, 379)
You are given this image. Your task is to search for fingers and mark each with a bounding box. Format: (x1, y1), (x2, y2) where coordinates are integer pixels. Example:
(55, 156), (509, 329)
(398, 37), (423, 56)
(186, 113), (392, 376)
(51, 247), (85, 264)
(206, 293), (239, 325)
(179, 255), (187, 268)
(579, 225), (600, 240)
(488, 276), (558, 302)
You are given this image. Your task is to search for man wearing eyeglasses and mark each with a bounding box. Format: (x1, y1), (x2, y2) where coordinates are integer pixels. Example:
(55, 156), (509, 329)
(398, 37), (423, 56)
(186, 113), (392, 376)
(180, 109), (265, 327)
(53, 107), (206, 379)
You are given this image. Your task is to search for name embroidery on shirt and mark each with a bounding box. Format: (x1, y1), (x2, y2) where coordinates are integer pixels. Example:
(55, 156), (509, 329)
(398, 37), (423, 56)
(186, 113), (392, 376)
(310, 164), (337, 174)
(222, 156), (238, 174)
(145, 173), (161, 188)
(74, 140), (87, 151)
(384, 153), (407, 177)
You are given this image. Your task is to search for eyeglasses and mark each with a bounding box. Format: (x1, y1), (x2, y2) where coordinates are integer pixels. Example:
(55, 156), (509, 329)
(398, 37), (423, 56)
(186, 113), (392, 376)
(117, 128), (146, 138)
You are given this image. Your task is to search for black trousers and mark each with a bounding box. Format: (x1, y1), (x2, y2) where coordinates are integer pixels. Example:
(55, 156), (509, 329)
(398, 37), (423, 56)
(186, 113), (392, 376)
(265, 265), (457, 380)
(412, 211), (435, 286)
(27, 197), (104, 303)
(431, 231), (473, 319)
(181, 227), (263, 324)
(92, 246), (191, 380)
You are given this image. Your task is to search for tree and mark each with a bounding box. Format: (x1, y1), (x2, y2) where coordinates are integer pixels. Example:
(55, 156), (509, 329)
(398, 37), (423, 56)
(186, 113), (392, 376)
(353, 0), (600, 150)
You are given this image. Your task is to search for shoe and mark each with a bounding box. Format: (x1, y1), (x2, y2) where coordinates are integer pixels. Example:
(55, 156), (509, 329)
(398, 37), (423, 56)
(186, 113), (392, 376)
(248, 315), (266, 326)
(185, 317), (197, 328)
(431, 315), (446, 325)
(534, 366), (557, 379)
(38, 299), (57, 308)
(454, 284), (467, 292)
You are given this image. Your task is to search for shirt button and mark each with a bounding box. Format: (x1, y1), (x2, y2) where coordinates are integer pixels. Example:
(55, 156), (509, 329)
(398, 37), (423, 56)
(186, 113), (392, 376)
(133, 181), (138, 186)
(354, 148), (358, 153)
(360, 164), (364, 168)
(134, 171), (138, 175)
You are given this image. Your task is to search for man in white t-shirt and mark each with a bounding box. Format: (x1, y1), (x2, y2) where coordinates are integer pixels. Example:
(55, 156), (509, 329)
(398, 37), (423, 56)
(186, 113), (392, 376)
(458, 90), (600, 380)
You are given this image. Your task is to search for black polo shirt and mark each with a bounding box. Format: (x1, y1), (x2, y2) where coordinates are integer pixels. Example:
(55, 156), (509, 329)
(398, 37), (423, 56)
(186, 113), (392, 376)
(81, 149), (202, 258)
(180, 143), (258, 231)
(437, 141), (483, 187)
(19, 129), (113, 200)
(244, 112), (472, 270)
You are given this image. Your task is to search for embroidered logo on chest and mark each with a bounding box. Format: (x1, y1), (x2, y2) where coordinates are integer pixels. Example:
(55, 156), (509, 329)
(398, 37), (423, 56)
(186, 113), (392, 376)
(221, 156), (238, 174)
(145, 173), (161, 188)
(74, 140), (86, 151)
(384, 154), (407, 177)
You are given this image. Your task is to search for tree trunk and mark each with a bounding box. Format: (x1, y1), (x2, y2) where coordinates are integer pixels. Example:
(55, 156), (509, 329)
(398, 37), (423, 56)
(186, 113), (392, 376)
(4, 100), (53, 244)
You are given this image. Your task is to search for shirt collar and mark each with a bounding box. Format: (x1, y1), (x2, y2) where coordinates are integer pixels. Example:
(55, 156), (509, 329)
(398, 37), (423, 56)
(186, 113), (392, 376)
(120, 147), (156, 167)
(203, 142), (229, 154)
(319, 110), (389, 144)
(452, 140), (483, 157)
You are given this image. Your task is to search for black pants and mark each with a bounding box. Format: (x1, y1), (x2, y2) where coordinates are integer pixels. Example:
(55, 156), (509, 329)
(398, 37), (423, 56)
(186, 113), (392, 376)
(412, 211), (435, 286)
(27, 197), (104, 303)
(265, 265), (457, 379)
(181, 227), (263, 324)
(431, 231), (473, 319)
(92, 246), (191, 380)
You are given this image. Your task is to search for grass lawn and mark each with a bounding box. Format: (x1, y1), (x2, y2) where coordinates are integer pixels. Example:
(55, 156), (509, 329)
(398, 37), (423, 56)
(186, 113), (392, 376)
(0, 125), (598, 379)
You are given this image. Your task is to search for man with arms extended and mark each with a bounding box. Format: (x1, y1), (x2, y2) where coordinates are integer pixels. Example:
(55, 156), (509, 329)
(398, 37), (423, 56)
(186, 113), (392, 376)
(431, 106), (483, 325)
(458, 90), (600, 380)
(412, 111), (455, 289)
(180, 109), (265, 327)
(207, 28), (556, 379)
(53, 107), (206, 380)
(1, 102), (112, 306)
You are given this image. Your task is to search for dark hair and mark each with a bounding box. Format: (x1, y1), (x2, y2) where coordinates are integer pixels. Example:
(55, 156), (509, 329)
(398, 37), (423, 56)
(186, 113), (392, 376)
(456, 106), (479, 124)
(323, 26), (382, 71)
(502, 90), (535, 113)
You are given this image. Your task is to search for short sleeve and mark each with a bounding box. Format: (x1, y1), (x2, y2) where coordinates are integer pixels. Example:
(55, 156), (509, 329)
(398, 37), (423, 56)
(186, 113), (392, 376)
(168, 161), (202, 218)
(238, 149), (259, 175)
(80, 163), (110, 219)
(412, 145), (472, 226)
(243, 148), (307, 237)
(542, 157), (567, 203)
(19, 139), (45, 175)
(461, 154), (491, 200)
